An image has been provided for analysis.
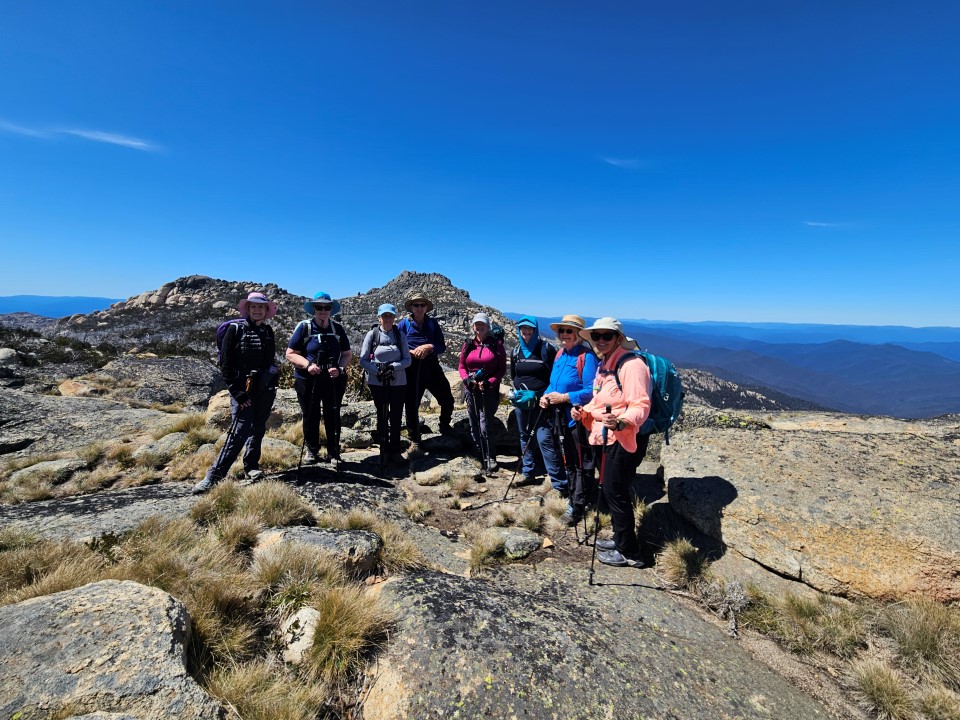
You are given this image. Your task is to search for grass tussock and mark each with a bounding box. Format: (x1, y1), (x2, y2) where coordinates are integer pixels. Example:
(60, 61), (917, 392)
(208, 661), (327, 720)
(215, 512), (264, 554)
(0, 538), (103, 603)
(0, 452), (61, 481)
(253, 542), (347, 618)
(850, 657), (916, 720)
(656, 538), (709, 589)
(516, 504), (544, 533)
(76, 441), (107, 468)
(489, 506), (516, 527)
(302, 585), (394, 690)
(543, 494), (569, 519)
(882, 599), (960, 688)
(154, 413), (207, 440)
(104, 443), (137, 469)
(168, 447), (216, 482)
(241, 481), (316, 527)
(918, 685), (960, 720)
(268, 422), (304, 447)
(469, 528), (506, 574)
(401, 499), (431, 522)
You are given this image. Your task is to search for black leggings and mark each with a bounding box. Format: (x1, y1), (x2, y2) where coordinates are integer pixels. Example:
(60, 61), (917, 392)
(295, 375), (343, 457)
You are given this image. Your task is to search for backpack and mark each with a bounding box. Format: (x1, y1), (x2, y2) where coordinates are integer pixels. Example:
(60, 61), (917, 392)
(490, 323), (505, 342)
(611, 350), (684, 443)
(370, 324), (402, 356)
(216, 319), (246, 366)
(510, 337), (553, 366)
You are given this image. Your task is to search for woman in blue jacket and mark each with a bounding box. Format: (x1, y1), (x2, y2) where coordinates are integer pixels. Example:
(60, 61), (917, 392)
(538, 314), (598, 522)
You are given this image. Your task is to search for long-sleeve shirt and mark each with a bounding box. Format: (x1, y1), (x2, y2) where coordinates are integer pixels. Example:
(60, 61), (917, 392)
(221, 319), (276, 397)
(458, 337), (506, 387)
(581, 346), (651, 453)
(544, 344), (599, 408)
(398, 315), (447, 355)
(359, 326), (412, 387)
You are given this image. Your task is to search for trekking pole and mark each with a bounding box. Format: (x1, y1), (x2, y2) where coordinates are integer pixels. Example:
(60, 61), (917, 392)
(377, 364), (391, 468)
(331, 363), (344, 473)
(589, 404), (611, 587)
(499, 402), (545, 501)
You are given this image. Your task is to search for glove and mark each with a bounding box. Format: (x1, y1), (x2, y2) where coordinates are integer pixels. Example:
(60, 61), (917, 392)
(464, 373), (478, 391)
(232, 390), (250, 405)
(509, 389), (537, 409)
(376, 364), (394, 382)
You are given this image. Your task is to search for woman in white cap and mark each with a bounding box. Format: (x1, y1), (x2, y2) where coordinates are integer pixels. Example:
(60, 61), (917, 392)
(286, 291), (352, 465)
(193, 291), (279, 494)
(458, 312), (506, 471)
(538, 314), (599, 519)
(570, 317), (651, 567)
(360, 303), (412, 464)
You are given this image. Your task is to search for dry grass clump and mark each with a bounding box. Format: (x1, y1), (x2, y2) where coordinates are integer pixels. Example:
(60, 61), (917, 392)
(215, 512), (264, 554)
(256, 445), (300, 473)
(469, 528), (506, 573)
(76, 441), (107, 467)
(168, 446), (217, 482)
(656, 538), (709, 589)
(489, 506), (516, 527)
(253, 542), (347, 618)
(0, 452), (61, 480)
(301, 584), (394, 691)
(316, 509), (426, 573)
(0, 537), (104, 604)
(104, 443), (137, 469)
(918, 685), (960, 720)
(740, 588), (870, 658)
(191, 481), (243, 525)
(133, 449), (172, 469)
(208, 661), (327, 720)
(402, 499), (432, 522)
(881, 599), (960, 688)
(850, 657), (916, 720)
(181, 425), (222, 453)
(240, 481), (316, 527)
(440, 476), (473, 498)
(114, 466), (161, 489)
(543, 494), (569, 519)
(516, 504), (544, 533)
(154, 413), (207, 440)
(268, 422), (304, 446)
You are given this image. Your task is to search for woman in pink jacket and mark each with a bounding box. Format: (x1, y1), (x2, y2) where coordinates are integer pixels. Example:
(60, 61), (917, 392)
(571, 317), (651, 567)
(458, 312), (506, 471)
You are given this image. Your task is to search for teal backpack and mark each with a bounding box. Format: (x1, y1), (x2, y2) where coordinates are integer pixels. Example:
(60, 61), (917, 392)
(611, 350), (684, 443)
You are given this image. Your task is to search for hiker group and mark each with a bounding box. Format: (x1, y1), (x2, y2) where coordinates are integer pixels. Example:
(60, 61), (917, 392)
(196, 288), (683, 569)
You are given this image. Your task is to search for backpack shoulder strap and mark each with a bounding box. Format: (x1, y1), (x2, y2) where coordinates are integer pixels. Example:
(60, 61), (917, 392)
(613, 350), (641, 391)
(576, 348), (587, 379)
(393, 326), (402, 347)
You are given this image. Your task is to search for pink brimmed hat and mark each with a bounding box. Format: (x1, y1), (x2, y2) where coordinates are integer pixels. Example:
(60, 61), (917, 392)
(237, 291), (278, 319)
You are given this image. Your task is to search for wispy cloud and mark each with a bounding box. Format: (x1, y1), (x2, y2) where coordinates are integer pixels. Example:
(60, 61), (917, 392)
(0, 119), (157, 151)
(600, 156), (645, 170)
(804, 221), (843, 228)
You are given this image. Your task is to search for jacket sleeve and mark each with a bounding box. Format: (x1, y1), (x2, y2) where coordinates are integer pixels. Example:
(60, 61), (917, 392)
(396, 332), (412, 370)
(458, 341), (470, 380)
(220, 323), (243, 393)
(617, 358), (652, 432)
(568, 351), (598, 407)
(358, 330), (377, 375)
(431, 319), (447, 355)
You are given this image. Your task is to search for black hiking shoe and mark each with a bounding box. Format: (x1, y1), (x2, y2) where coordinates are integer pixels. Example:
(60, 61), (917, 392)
(594, 538), (617, 551)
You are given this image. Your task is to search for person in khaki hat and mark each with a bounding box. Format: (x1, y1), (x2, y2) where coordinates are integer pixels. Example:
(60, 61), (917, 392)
(397, 292), (455, 451)
(538, 314), (599, 521)
(570, 317), (651, 567)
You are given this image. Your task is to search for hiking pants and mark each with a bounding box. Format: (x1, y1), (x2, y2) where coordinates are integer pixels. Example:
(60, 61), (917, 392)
(465, 385), (499, 461)
(371, 383), (405, 454)
(598, 441), (641, 559)
(295, 376), (341, 458)
(530, 409), (567, 490)
(206, 389), (276, 481)
(404, 355), (454, 441)
(515, 405), (549, 479)
(568, 421), (597, 513)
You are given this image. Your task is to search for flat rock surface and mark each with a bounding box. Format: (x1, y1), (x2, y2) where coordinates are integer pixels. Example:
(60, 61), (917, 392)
(662, 411), (960, 600)
(365, 564), (832, 720)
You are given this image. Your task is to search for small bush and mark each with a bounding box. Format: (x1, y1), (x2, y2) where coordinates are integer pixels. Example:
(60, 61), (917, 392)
(850, 657), (915, 720)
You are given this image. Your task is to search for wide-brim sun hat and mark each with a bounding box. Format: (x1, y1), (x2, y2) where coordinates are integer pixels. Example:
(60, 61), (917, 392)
(237, 291), (278, 319)
(378, 303), (398, 317)
(579, 317), (636, 350)
(303, 291), (341, 316)
(472, 312), (491, 327)
(403, 292), (434, 313)
(549, 314), (586, 333)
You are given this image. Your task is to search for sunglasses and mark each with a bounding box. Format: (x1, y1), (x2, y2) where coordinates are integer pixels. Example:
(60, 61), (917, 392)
(557, 328), (576, 335)
(314, 304), (333, 311)
(411, 302), (427, 308)
(591, 331), (617, 342)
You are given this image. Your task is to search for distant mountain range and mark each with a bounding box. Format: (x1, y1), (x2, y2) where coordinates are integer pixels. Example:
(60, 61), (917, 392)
(506, 314), (960, 419)
(0, 295), (122, 317)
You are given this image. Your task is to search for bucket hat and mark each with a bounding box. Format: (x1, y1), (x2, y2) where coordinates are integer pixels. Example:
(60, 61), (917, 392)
(237, 291), (278, 319)
(549, 314), (586, 333)
(579, 317), (636, 350)
(403, 292), (434, 313)
(377, 303), (398, 317)
(303, 291), (341, 316)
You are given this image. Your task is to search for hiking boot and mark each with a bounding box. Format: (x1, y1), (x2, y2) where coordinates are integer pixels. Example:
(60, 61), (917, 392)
(597, 549), (643, 568)
(245, 468), (264, 482)
(515, 474), (538, 487)
(595, 538), (617, 551)
(192, 477), (217, 495)
(303, 447), (320, 465)
(561, 506), (584, 526)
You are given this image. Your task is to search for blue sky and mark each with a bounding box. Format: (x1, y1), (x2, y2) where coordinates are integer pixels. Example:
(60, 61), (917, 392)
(1, 1), (958, 326)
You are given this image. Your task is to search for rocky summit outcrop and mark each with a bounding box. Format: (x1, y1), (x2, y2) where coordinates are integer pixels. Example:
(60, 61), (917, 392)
(662, 409), (960, 601)
(365, 566), (832, 720)
(0, 579), (226, 720)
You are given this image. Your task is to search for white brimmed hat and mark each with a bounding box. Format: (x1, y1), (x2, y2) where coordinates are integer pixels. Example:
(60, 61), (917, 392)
(579, 317), (636, 350)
